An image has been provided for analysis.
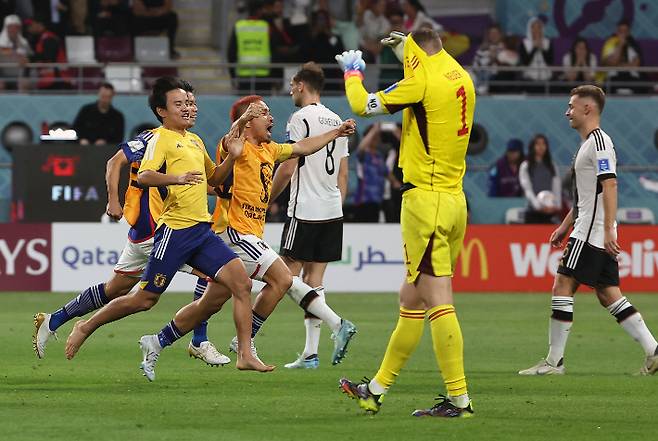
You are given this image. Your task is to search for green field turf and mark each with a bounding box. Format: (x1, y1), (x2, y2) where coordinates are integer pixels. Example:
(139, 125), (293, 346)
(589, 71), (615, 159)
(1, 292), (657, 441)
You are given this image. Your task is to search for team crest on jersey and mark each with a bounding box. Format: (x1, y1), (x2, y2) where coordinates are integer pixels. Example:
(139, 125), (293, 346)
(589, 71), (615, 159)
(153, 273), (167, 288)
(190, 139), (202, 150)
(597, 159), (610, 172)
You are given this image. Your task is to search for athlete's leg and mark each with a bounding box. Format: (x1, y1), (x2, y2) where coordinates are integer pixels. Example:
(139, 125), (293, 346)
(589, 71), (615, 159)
(254, 258), (293, 324)
(369, 281), (425, 393)
(544, 274), (579, 368)
(597, 285), (658, 367)
(299, 261), (328, 359)
(33, 273), (140, 358)
(65, 288), (161, 359)
(34, 238), (150, 358)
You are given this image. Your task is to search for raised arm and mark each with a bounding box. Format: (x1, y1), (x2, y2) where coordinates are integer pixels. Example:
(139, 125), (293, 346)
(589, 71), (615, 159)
(336, 46), (423, 117)
(207, 135), (243, 187)
(289, 119), (356, 158)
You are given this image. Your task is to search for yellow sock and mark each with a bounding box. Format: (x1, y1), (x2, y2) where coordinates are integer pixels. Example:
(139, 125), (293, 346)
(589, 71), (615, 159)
(427, 304), (467, 397)
(373, 307), (425, 390)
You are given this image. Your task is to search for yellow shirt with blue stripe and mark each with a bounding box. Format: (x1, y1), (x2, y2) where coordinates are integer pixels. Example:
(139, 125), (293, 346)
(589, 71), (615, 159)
(139, 127), (216, 229)
(344, 35), (476, 194)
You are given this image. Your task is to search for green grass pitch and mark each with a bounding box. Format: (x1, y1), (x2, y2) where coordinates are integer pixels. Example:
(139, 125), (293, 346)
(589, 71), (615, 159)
(2, 292), (657, 441)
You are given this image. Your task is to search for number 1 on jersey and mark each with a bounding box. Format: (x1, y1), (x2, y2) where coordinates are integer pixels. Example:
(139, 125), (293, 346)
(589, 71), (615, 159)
(456, 86), (469, 137)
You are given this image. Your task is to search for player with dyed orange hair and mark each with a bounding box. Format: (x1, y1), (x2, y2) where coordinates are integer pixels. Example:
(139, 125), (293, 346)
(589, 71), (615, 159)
(189, 95), (359, 365)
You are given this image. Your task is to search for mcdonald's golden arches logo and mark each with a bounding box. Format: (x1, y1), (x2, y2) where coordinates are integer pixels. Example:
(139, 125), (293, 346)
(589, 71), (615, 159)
(459, 238), (489, 280)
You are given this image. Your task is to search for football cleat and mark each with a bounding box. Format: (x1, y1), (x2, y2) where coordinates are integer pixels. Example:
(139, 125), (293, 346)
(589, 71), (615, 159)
(639, 350), (658, 376)
(331, 319), (357, 365)
(228, 336), (261, 361)
(33, 312), (57, 359)
(139, 335), (162, 382)
(284, 354), (319, 369)
(412, 395), (474, 418)
(339, 377), (383, 413)
(188, 341), (230, 366)
(518, 359), (565, 376)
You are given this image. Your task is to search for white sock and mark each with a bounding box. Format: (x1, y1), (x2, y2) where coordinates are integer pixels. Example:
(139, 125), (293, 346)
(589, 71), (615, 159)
(546, 296), (573, 366)
(368, 378), (387, 395)
(302, 287), (323, 358)
(449, 393), (470, 409)
(608, 297), (658, 356)
(305, 288), (341, 333)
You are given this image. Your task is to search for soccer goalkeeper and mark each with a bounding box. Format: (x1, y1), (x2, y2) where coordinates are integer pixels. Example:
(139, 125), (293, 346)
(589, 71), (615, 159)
(336, 28), (476, 418)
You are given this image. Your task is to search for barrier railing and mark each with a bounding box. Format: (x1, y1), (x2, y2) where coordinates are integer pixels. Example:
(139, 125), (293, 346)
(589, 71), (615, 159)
(0, 62), (657, 95)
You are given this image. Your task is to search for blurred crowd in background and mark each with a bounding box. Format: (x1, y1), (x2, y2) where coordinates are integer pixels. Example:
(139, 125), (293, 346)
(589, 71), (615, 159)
(0, 0), (655, 94)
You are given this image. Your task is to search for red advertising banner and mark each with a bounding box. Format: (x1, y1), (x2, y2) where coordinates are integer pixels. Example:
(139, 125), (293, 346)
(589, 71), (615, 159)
(453, 225), (658, 292)
(0, 224), (51, 291)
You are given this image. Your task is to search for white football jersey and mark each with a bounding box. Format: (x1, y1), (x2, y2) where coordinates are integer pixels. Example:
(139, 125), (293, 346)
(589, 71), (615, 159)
(570, 128), (617, 248)
(285, 103), (349, 221)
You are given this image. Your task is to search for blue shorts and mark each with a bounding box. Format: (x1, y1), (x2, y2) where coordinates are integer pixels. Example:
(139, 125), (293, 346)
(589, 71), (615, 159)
(141, 222), (238, 294)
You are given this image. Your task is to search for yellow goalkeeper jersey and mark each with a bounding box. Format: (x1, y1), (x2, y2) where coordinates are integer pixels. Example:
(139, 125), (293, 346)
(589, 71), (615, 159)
(344, 35), (475, 193)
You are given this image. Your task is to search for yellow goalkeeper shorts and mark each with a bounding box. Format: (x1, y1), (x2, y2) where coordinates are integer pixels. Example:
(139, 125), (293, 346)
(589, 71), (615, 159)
(400, 187), (467, 283)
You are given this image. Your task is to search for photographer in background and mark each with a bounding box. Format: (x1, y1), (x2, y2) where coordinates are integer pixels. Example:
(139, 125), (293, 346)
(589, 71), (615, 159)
(381, 121), (402, 222)
(353, 122), (390, 222)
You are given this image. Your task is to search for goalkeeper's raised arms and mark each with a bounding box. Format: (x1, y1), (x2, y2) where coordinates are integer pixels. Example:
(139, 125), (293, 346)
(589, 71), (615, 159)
(335, 49), (388, 117)
(335, 49), (366, 79)
(380, 31), (407, 63)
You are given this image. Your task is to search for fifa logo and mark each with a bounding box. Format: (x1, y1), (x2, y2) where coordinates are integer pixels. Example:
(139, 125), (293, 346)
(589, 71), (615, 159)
(459, 238), (489, 280)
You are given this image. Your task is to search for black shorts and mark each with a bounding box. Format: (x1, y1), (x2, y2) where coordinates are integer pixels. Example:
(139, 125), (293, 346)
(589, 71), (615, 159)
(557, 237), (619, 288)
(279, 217), (343, 263)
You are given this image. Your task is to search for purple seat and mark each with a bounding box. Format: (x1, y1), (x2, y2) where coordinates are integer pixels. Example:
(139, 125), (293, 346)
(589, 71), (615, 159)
(96, 36), (134, 62)
(142, 66), (178, 89)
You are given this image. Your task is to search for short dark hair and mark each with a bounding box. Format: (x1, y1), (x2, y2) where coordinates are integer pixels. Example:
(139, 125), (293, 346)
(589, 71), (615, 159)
(180, 79), (195, 94)
(292, 62), (324, 93)
(570, 84), (605, 113)
(100, 82), (114, 92)
(148, 76), (185, 123)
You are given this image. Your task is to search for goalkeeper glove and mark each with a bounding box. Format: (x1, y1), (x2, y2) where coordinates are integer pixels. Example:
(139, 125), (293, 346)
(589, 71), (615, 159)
(335, 50), (366, 79)
(380, 31), (407, 63)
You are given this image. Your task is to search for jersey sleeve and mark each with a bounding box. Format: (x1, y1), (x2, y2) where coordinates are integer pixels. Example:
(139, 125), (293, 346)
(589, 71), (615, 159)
(195, 137), (216, 177)
(375, 75), (425, 114)
(593, 135), (616, 180)
(138, 132), (167, 173)
(344, 74), (425, 117)
(285, 112), (308, 142)
(273, 142), (293, 162)
(203, 148), (217, 177)
(120, 130), (152, 162)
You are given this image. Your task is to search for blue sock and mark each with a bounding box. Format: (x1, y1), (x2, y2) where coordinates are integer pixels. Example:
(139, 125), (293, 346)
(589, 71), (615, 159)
(251, 311), (267, 338)
(49, 283), (109, 331)
(191, 278), (209, 347)
(157, 320), (184, 349)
